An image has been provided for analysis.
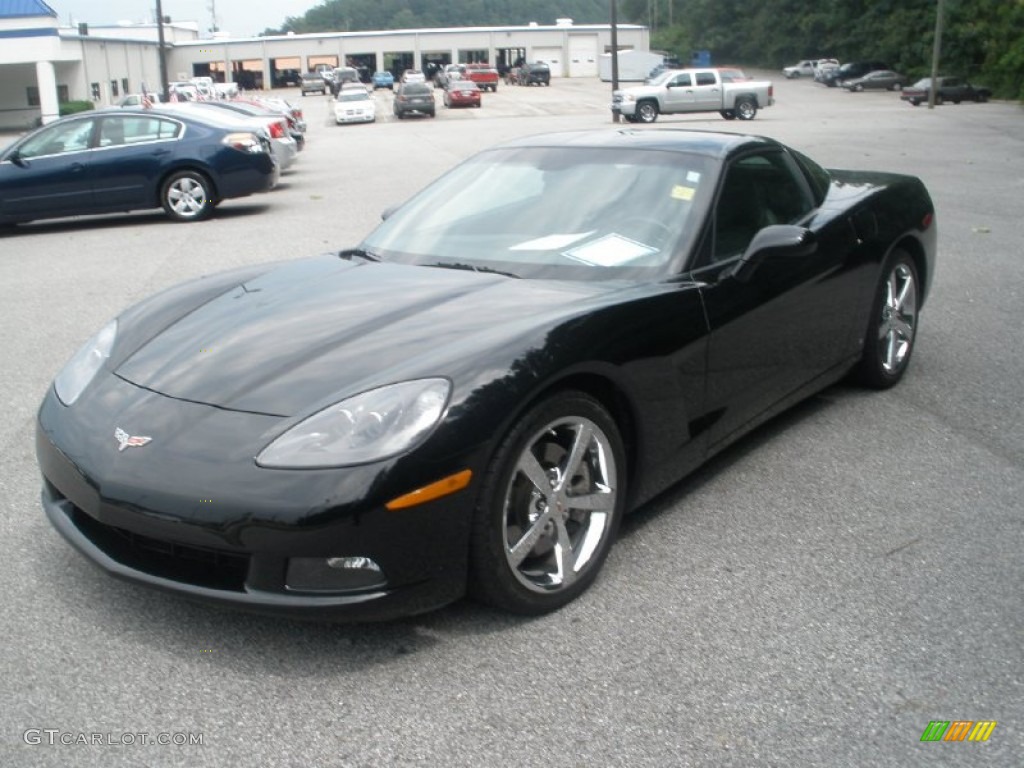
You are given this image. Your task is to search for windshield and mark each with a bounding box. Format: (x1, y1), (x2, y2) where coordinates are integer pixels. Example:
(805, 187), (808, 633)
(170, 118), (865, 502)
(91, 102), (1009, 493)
(647, 70), (675, 86)
(360, 146), (713, 281)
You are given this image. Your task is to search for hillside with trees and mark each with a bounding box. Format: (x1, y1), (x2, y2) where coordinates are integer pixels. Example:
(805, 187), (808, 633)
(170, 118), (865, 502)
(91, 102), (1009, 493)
(264, 0), (1023, 100)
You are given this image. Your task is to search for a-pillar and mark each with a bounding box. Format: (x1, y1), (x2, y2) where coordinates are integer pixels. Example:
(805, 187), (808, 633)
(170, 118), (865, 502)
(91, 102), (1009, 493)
(36, 60), (60, 125)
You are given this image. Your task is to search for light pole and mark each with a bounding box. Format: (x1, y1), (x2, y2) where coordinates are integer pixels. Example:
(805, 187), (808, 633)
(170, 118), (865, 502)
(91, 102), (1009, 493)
(928, 0), (945, 109)
(610, 0), (620, 122)
(156, 0), (170, 101)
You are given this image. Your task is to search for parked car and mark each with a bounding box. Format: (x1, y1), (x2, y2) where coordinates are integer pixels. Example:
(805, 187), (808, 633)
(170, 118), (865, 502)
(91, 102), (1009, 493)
(393, 82), (435, 118)
(900, 76), (992, 106)
(35, 129), (936, 620)
(300, 71), (328, 96)
(118, 93), (164, 107)
(213, 82), (239, 99)
(435, 64), (465, 89)
(464, 64), (500, 92)
(443, 80), (482, 108)
(273, 69), (301, 88)
(519, 62), (551, 86)
(821, 60), (890, 87)
(783, 59), (833, 78)
(0, 109), (276, 225)
(842, 70), (906, 92)
(239, 96), (307, 137)
(156, 101), (298, 170)
(813, 59), (840, 82)
(167, 82), (202, 101)
(401, 69), (426, 84)
(613, 68), (774, 122)
(372, 70), (395, 90)
(334, 88), (376, 124)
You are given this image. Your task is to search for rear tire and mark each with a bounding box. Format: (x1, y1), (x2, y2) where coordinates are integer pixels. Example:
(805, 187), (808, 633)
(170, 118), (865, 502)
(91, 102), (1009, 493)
(161, 171), (215, 222)
(735, 98), (757, 120)
(855, 249), (920, 389)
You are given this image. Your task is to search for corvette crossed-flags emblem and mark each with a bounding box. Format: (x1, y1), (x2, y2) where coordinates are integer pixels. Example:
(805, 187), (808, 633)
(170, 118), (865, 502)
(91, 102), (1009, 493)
(114, 428), (152, 451)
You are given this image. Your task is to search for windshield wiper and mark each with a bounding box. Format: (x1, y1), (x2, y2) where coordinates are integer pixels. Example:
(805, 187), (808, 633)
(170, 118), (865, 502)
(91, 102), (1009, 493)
(427, 262), (520, 279)
(338, 247), (380, 263)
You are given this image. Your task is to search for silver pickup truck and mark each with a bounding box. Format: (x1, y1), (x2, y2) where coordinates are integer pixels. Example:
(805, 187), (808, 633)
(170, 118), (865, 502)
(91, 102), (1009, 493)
(612, 68), (774, 123)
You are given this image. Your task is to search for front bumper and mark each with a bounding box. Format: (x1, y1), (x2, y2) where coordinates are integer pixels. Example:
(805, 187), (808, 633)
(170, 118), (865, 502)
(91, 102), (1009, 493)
(35, 382), (475, 621)
(335, 110), (375, 124)
(611, 100), (637, 117)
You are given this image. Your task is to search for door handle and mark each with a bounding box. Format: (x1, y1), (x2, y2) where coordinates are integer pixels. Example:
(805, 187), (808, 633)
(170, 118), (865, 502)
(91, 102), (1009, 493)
(150, 149), (170, 157)
(69, 163), (84, 173)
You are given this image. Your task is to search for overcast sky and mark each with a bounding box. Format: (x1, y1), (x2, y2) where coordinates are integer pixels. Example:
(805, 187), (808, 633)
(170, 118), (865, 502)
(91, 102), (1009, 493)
(48, 0), (321, 38)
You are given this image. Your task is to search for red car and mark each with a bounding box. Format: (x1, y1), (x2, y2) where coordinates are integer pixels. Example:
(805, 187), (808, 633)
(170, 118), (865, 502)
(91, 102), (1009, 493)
(443, 80), (482, 108)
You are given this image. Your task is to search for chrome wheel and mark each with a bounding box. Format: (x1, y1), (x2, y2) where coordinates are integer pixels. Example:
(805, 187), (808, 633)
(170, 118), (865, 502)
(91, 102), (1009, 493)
(162, 172), (213, 221)
(735, 98), (757, 120)
(636, 101), (658, 123)
(469, 391), (625, 614)
(502, 416), (617, 593)
(878, 262), (917, 374)
(856, 250), (920, 389)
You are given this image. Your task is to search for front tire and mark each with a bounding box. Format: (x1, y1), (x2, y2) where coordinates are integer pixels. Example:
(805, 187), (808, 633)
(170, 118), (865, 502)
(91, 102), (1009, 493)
(855, 249), (920, 389)
(469, 391), (626, 615)
(161, 171), (214, 222)
(636, 100), (659, 123)
(720, 109), (737, 120)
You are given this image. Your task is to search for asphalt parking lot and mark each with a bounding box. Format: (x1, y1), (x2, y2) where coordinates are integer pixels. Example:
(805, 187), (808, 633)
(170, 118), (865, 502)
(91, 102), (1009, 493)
(1, 74), (1022, 767)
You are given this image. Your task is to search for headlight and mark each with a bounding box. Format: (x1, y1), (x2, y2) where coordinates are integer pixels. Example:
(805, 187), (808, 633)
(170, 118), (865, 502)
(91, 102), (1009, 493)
(54, 320), (117, 406)
(622, 94), (636, 103)
(257, 378), (451, 469)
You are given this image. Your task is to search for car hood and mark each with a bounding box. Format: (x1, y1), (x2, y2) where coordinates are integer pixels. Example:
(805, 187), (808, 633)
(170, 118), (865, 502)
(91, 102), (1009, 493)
(114, 255), (616, 417)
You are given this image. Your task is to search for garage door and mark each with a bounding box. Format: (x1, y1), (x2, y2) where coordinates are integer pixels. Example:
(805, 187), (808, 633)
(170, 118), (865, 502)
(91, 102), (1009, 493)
(568, 35), (598, 78)
(531, 46), (563, 77)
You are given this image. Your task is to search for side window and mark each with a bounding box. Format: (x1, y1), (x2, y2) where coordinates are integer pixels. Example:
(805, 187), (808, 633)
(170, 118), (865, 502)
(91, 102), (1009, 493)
(669, 73), (691, 87)
(709, 152), (814, 263)
(125, 117), (181, 143)
(17, 118), (95, 158)
(695, 72), (716, 86)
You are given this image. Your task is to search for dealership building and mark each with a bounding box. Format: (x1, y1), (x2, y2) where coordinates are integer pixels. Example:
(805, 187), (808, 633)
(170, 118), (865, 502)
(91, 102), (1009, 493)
(0, 0), (648, 130)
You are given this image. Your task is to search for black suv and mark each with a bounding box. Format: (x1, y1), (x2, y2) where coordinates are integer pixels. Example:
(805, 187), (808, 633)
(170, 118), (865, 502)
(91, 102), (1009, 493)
(329, 67), (361, 96)
(521, 62), (551, 86)
(822, 60), (889, 88)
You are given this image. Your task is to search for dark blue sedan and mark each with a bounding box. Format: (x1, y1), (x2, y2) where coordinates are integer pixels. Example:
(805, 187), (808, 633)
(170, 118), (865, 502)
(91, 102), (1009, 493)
(0, 109), (278, 226)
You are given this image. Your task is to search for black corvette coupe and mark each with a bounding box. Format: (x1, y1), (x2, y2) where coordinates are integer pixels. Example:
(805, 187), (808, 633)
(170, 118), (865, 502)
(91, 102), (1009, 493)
(36, 129), (936, 620)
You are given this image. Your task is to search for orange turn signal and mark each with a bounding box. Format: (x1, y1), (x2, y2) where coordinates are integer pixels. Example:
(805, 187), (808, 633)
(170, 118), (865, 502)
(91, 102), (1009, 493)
(385, 469), (473, 511)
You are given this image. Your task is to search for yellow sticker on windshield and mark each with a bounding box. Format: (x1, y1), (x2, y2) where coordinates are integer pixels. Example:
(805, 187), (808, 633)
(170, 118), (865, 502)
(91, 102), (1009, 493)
(671, 185), (695, 201)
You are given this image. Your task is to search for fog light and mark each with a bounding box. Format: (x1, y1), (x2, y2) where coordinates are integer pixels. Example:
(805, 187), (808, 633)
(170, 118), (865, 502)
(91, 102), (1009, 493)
(285, 556), (386, 593)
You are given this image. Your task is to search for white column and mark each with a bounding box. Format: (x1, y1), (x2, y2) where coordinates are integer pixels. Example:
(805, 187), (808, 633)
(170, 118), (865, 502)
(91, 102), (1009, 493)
(36, 60), (60, 124)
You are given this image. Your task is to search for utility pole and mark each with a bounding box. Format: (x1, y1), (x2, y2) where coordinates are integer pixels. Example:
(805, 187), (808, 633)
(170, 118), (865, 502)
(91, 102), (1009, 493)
(928, 0), (945, 109)
(208, 0), (218, 34)
(156, 0), (169, 101)
(611, 0), (620, 123)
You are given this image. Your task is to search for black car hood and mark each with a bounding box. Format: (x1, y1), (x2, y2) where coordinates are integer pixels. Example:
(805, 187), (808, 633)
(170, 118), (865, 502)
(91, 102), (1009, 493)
(115, 255), (615, 417)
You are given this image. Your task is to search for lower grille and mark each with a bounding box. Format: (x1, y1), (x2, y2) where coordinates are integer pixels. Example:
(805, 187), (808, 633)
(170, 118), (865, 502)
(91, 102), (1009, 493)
(70, 507), (249, 592)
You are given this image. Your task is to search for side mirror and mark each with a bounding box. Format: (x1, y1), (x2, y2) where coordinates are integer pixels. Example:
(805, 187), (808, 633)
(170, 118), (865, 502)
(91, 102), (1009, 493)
(7, 150), (27, 168)
(380, 204), (400, 221)
(729, 225), (817, 283)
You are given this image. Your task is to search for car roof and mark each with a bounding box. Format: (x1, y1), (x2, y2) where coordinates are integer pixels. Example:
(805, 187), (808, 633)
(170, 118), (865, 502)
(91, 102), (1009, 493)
(495, 129), (779, 160)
